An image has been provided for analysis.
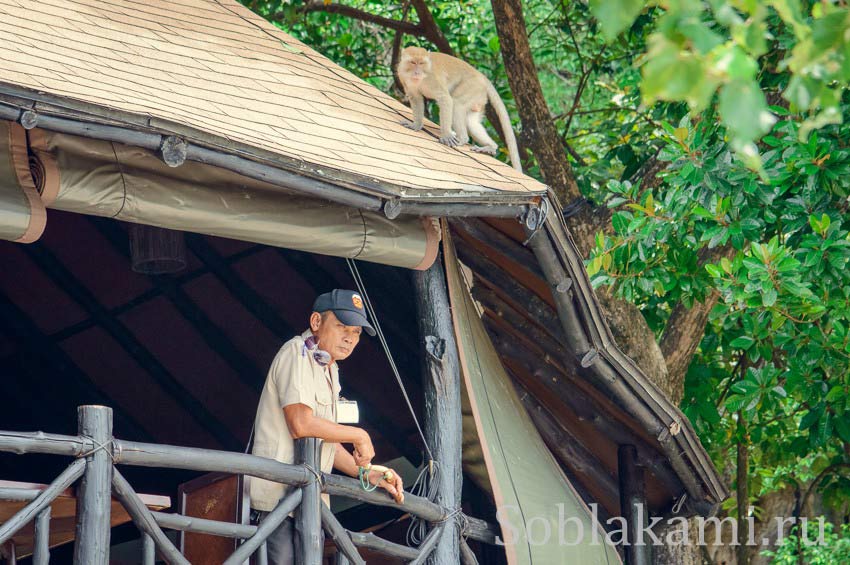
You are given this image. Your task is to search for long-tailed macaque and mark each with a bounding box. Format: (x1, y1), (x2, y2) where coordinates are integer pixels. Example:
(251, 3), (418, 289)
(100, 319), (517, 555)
(397, 46), (522, 172)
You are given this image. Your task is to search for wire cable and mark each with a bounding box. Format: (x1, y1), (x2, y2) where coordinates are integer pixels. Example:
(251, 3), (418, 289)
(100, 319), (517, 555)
(345, 258), (434, 465)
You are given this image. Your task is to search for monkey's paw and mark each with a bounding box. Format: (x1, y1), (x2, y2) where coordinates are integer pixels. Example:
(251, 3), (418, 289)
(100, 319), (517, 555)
(400, 120), (423, 131)
(471, 145), (498, 156)
(439, 134), (461, 147)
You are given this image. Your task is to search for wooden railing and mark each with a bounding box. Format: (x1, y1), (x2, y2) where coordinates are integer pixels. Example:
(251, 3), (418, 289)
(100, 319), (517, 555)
(0, 406), (495, 564)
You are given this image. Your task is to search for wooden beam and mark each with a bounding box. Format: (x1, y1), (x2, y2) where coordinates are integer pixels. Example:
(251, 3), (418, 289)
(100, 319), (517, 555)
(619, 445), (651, 565)
(449, 218), (543, 278)
(22, 244), (241, 451)
(454, 242), (564, 341)
(413, 253), (462, 564)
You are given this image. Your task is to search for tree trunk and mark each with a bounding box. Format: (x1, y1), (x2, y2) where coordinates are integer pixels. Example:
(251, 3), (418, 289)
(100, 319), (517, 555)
(490, 0), (581, 206)
(737, 419), (750, 565)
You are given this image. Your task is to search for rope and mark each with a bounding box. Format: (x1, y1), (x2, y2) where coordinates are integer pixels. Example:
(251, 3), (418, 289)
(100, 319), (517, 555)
(345, 258), (435, 464)
(304, 463), (325, 488)
(76, 439), (115, 461)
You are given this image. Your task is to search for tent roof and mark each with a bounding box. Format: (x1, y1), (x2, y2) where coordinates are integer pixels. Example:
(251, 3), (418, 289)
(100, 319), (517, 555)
(0, 0), (546, 201)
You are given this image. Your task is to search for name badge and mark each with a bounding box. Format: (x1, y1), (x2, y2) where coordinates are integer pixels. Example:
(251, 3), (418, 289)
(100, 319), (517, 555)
(337, 399), (359, 424)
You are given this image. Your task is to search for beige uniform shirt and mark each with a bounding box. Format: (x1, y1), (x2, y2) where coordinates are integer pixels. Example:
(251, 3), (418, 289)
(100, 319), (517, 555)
(249, 330), (340, 512)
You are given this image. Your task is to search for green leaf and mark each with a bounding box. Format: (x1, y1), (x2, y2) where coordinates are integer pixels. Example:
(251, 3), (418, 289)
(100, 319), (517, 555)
(763, 288), (778, 307)
(589, 0), (645, 41)
(730, 336), (756, 349)
(719, 80), (776, 142)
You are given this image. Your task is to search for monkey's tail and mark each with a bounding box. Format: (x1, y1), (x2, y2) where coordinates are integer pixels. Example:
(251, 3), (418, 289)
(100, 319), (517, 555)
(486, 81), (522, 173)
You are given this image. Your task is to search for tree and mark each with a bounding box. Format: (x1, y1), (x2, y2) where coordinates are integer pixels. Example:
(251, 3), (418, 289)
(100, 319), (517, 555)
(241, 1), (850, 562)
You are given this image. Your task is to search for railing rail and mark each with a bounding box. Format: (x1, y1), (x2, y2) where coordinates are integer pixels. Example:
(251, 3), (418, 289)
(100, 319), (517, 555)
(0, 406), (492, 564)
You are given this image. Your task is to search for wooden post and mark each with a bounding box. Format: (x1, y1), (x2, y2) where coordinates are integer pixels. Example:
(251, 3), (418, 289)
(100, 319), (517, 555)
(619, 445), (650, 565)
(413, 253), (462, 564)
(32, 508), (50, 565)
(296, 437), (323, 565)
(74, 405), (113, 565)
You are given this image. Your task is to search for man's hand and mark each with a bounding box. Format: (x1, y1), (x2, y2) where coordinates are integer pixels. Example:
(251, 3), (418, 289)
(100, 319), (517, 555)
(368, 468), (404, 504)
(353, 430), (374, 468)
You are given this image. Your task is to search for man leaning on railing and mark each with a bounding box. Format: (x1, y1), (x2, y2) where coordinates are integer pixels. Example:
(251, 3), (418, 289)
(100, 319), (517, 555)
(248, 289), (404, 564)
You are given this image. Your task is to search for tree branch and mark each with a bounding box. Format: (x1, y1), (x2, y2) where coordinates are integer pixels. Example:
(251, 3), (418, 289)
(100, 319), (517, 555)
(410, 0), (453, 54)
(801, 462), (850, 514)
(292, 2), (423, 36)
(660, 244), (738, 402)
(491, 0), (585, 230)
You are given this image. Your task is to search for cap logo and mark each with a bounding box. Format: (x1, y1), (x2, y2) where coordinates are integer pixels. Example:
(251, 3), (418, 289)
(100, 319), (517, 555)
(352, 294), (363, 309)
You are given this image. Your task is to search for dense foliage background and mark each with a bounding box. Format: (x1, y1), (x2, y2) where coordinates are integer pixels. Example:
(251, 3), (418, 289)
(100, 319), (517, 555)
(242, 1), (850, 560)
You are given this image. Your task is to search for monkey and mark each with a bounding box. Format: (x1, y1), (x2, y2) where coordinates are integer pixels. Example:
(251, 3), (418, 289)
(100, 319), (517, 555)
(396, 46), (522, 172)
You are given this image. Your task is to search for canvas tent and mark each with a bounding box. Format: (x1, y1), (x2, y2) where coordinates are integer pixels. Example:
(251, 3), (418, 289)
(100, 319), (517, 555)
(0, 0), (726, 563)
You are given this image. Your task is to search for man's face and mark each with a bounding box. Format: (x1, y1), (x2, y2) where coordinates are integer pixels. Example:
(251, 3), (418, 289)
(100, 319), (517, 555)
(311, 310), (362, 362)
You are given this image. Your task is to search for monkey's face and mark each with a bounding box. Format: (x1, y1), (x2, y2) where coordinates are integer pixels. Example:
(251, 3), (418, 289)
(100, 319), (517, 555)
(400, 48), (431, 83)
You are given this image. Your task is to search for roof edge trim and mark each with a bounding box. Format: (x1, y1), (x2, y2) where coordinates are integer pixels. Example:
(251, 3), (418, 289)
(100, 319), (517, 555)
(0, 85), (546, 209)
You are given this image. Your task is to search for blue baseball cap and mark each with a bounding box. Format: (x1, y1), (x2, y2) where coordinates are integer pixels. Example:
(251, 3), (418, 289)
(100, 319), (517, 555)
(312, 289), (376, 336)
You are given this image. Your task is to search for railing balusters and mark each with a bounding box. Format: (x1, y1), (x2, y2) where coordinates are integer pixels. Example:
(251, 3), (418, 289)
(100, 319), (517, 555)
(32, 507), (50, 565)
(0, 416), (497, 564)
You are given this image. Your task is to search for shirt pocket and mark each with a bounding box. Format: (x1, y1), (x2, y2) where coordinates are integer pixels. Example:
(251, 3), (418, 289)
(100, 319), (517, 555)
(315, 384), (333, 409)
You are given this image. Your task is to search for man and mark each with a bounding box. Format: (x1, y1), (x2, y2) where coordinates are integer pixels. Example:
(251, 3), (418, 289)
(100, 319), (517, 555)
(250, 289), (404, 563)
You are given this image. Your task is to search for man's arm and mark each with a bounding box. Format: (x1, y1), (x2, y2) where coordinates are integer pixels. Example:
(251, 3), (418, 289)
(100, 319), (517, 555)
(333, 443), (404, 504)
(284, 403), (374, 464)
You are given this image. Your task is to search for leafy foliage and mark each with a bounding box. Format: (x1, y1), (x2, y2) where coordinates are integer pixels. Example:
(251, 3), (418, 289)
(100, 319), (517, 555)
(594, 0), (850, 169)
(761, 521), (850, 564)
